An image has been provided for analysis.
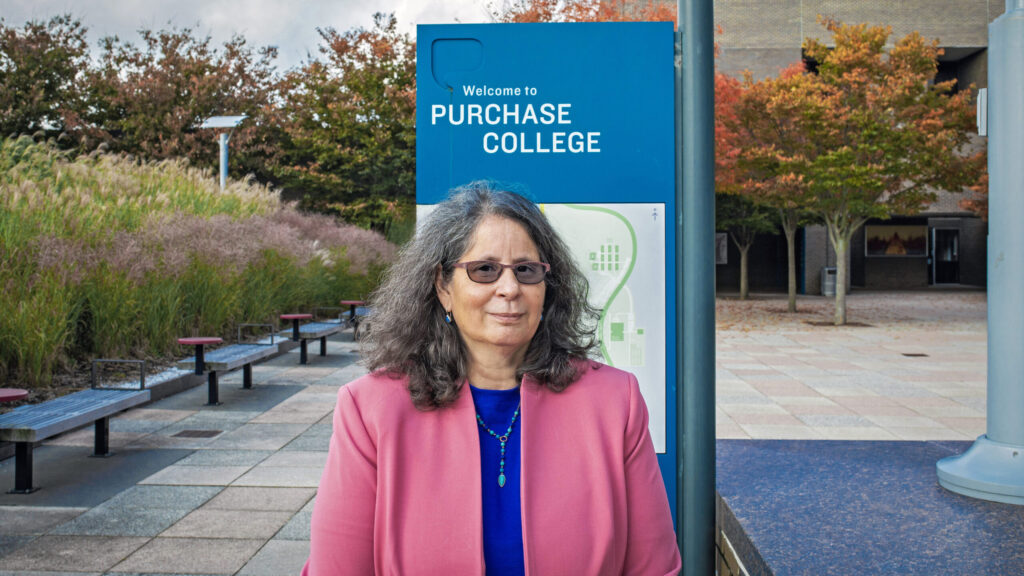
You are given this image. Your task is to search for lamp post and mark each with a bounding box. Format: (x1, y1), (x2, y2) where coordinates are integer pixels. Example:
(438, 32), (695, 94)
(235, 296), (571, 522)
(198, 115), (246, 189)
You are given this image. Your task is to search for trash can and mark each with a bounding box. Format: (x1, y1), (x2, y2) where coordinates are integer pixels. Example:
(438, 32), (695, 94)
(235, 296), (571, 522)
(821, 267), (837, 297)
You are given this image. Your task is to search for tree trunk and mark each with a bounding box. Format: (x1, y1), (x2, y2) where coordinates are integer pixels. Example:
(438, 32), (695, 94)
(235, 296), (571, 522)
(833, 234), (849, 326)
(739, 245), (750, 300)
(781, 217), (798, 313)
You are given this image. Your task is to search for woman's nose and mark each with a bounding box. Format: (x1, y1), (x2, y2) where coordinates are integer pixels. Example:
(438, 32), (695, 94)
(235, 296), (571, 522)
(494, 267), (521, 297)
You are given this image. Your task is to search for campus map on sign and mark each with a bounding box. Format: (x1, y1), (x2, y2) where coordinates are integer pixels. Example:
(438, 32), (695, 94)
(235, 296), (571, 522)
(419, 202), (668, 451)
(540, 203), (667, 452)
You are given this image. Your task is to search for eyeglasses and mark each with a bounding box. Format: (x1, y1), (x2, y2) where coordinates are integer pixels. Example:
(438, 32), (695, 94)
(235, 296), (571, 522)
(453, 261), (550, 284)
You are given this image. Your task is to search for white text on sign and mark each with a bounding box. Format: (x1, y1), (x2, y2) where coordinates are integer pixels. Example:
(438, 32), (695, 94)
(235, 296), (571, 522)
(431, 91), (601, 154)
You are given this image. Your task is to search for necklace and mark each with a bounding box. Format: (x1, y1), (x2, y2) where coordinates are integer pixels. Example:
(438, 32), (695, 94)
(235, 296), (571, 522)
(475, 402), (521, 488)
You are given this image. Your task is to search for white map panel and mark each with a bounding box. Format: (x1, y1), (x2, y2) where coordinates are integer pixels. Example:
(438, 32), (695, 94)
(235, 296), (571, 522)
(540, 203), (666, 452)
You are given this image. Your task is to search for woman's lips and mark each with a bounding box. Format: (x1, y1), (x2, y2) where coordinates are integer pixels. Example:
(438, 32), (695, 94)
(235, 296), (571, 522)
(490, 312), (524, 323)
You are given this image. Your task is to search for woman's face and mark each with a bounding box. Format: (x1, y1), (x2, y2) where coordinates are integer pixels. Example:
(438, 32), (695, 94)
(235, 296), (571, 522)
(436, 214), (547, 364)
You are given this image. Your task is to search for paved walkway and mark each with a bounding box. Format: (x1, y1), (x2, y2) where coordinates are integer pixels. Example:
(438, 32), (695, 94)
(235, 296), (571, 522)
(0, 291), (988, 575)
(716, 291), (987, 441)
(0, 335), (368, 576)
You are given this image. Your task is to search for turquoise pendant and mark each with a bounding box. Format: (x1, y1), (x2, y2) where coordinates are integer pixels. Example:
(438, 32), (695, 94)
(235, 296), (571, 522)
(498, 473), (506, 488)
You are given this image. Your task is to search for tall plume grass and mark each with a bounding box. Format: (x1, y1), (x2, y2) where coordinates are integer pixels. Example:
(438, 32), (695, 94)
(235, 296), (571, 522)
(0, 137), (395, 387)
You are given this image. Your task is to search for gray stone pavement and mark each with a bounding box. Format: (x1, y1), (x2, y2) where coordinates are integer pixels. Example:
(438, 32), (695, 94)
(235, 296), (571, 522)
(715, 291), (987, 442)
(0, 291), (988, 574)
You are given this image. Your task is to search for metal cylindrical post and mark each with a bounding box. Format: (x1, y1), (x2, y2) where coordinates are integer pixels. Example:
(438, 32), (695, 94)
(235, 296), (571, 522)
(95, 418), (110, 456)
(679, 0), (718, 571)
(13, 442), (33, 493)
(208, 371), (220, 406)
(988, 3), (1024, 449)
(219, 132), (229, 190)
(937, 3), (1024, 505)
(194, 344), (205, 376)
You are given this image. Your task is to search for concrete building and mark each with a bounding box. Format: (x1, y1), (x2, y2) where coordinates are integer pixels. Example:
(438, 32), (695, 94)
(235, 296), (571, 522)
(667, 0), (996, 292)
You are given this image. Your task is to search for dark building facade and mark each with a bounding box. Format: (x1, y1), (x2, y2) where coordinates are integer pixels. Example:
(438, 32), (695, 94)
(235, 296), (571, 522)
(684, 0), (997, 293)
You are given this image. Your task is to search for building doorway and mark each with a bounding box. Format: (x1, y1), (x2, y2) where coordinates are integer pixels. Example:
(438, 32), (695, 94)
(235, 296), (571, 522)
(931, 228), (960, 284)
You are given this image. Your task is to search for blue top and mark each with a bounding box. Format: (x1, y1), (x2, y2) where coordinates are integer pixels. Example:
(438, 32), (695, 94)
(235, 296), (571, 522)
(469, 384), (525, 576)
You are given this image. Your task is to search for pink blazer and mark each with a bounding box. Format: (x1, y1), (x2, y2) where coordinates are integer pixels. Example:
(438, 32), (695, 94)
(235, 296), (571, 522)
(303, 362), (681, 575)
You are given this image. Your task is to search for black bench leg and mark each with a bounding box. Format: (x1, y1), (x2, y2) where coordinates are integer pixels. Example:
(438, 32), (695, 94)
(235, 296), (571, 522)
(10, 442), (35, 494)
(207, 371), (220, 405)
(300, 339), (308, 364)
(195, 344), (206, 375)
(243, 364), (253, 389)
(94, 417), (111, 457)
(320, 336), (327, 356)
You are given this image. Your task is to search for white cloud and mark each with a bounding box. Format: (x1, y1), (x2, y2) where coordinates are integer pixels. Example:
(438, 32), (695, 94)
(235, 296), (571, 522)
(0, 0), (492, 70)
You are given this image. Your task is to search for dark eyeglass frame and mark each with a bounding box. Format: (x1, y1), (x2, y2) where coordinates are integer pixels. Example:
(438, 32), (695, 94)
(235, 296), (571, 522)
(452, 260), (551, 285)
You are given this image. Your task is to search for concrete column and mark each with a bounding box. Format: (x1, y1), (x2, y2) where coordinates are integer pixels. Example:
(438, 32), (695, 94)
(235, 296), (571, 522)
(937, 1), (1024, 505)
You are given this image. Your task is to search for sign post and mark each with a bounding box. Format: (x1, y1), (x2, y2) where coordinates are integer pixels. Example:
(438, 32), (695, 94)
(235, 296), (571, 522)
(680, 0), (718, 573)
(416, 22), (679, 513)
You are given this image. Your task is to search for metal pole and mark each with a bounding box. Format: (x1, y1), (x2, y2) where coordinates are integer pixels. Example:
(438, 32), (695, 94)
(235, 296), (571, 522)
(219, 132), (229, 190)
(679, 0), (717, 571)
(936, 0), (1024, 505)
(674, 21), (686, 554)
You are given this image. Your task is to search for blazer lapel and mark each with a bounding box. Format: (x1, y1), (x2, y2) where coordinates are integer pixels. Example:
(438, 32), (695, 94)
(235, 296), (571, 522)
(451, 382), (486, 574)
(519, 375), (541, 576)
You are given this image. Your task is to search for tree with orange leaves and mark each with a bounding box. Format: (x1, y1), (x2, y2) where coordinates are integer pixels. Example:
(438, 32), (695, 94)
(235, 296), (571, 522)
(960, 152), (988, 221)
(715, 68), (780, 300)
(741, 18), (978, 325)
(728, 63), (817, 312)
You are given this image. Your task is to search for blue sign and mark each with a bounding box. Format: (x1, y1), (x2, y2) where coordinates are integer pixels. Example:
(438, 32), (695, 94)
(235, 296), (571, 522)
(417, 22), (678, 515)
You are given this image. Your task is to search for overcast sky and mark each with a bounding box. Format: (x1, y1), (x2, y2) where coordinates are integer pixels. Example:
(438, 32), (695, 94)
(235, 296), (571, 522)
(1, 0), (496, 70)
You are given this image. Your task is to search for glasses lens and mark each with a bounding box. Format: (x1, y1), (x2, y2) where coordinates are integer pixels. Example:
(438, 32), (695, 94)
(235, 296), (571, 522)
(514, 262), (546, 284)
(461, 261), (547, 284)
(467, 261), (501, 283)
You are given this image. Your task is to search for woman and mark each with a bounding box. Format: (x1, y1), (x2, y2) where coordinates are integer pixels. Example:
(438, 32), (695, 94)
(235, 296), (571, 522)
(303, 183), (680, 575)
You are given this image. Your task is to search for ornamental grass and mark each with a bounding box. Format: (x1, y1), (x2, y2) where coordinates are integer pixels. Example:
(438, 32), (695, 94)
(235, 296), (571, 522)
(0, 136), (395, 387)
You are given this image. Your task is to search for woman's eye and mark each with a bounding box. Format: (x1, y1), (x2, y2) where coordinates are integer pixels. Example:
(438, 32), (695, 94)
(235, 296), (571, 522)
(474, 263), (498, 273)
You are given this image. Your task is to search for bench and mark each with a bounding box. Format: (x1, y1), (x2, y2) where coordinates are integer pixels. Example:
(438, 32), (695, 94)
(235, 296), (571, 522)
(352, 305), (371, 340)
(340, 300), (371, 341)
(0, 360), (150, 493)
(280, 312), (344, 365)
(176, 324), (279, 405)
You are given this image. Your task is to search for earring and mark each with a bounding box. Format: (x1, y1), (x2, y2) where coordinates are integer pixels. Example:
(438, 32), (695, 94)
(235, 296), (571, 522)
(539, 313), (544, 321)
(445, 312), (452, 324)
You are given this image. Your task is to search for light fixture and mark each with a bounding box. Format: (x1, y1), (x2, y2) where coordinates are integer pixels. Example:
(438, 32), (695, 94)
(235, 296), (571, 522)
(198, 115), (247, 189)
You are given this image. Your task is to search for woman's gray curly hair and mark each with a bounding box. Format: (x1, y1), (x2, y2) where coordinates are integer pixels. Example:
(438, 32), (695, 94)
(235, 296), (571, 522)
(362, 182), (600, 410)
